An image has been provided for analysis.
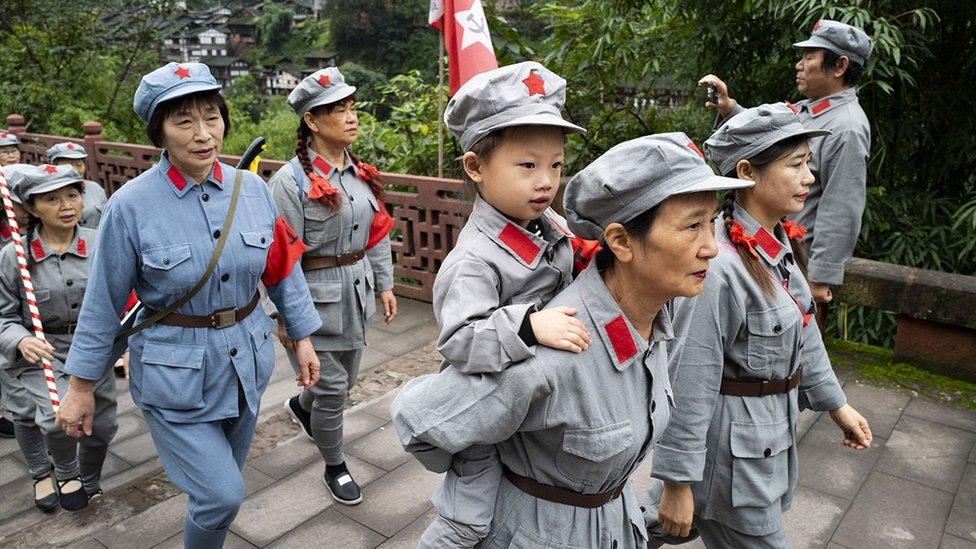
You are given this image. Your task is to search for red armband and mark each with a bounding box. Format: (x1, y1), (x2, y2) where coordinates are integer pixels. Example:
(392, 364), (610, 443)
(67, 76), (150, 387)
(121, 291), (139, 318)
(366, 202), (394, 250)
(263, 216), (307, 287)
(571, 236), (601, 277)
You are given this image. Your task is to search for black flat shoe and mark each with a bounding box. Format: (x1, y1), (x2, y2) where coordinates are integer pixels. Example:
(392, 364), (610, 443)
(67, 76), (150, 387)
(284, 396), (313, 441)
(56, 476), (89, 511)
(324, 467), (362, 505)
(34, 476), (59, 512)
(0, 417), (14, 438)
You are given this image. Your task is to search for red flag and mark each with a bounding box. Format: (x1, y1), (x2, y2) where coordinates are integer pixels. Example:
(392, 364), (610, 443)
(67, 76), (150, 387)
(429, 0), (499, 95)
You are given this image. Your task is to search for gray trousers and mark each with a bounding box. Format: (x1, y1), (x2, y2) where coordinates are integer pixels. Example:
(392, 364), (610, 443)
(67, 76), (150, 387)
(419, 444), (500, 548)
(18, 365), (118, 493)
(0, 367), (50, 479)
(696, 517), (787, 549)
(288, 348), (362, 465)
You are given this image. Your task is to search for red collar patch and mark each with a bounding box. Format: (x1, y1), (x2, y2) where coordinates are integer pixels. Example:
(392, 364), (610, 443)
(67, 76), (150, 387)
(785, 101), (799, 115)
(76, 238), (86, 257)
(31, 239), (45, 261)
(522, 71), (546, 97)
(752, 227), (783, 259)
(312, 156), (333, 176)
(687, 140), (704, 158)
(212, 162), (222, 183)
(166, 166), (188, 191)
(811, 99), (831, 116)
(604, 315), (638, 364)
(498, 223), (540, 264)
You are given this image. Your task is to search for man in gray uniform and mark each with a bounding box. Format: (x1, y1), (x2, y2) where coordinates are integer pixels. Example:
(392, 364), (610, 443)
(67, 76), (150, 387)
(700, 19), (873, 304)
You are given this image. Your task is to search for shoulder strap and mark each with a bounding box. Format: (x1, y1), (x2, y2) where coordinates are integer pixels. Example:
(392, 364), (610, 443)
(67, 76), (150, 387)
(115, 169), (244, 341)
(290, 157), (306, 196)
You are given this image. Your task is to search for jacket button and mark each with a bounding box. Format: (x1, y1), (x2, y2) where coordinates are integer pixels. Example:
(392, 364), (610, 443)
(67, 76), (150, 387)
(71, 303), (78, 310)
(213, 230), (221, 239)
(163, 259), (170, 265)
(353, 224), (359, 231)
(230, 347), (238, 357)
(349, 196), (355, 202)
(59, 254), (67, 260)
(354, 279), (360, 286)
(66, 280), (73, 286)
(773, 324), (782, 333)
(221, 273), (230, 282)
(260, 237), (266, 244)
(764, 448), (772, 457)
(202, 193), (209, 202)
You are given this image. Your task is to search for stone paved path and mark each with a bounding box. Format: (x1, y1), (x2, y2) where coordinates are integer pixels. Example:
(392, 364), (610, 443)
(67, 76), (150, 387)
(1, 297), (975, 548)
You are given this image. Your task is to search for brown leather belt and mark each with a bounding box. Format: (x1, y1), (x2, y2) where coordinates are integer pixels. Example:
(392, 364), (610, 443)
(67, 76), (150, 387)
(145, 290), (260, 330)
(503, 466), (626, 509)
(301, 250), (366, 271)
(45, 324), (76, 335)
(720, 367), (803, 397)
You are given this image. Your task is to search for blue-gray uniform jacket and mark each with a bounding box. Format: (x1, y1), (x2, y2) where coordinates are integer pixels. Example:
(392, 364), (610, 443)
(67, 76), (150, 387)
(63, 156), (321, 423)
(393, 264), (676, 548)
(81, 179), (107, 229)
(433, 195), (574, 374)
(267, 149), (393, 351)
(651, 204), (846, 536)
(727, 88), (870, 284)
(0, 228), (96, 376)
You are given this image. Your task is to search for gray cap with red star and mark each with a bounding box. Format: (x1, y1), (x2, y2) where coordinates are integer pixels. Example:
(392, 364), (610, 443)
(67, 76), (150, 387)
(46, 142), (88, 162)
(288, 67), (357, 116)
(794, 19), (873, 66)
(133, 62), (222, 124)
(445, 61), (585, 152)
(0, 132), (20, 148)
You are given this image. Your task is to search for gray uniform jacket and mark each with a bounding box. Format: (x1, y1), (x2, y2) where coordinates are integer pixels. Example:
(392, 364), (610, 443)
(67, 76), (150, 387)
(81, 180), (107, 230)
(267, 149), (394, 351)
(0, 227), (96, 376)
(727, 88), (870, 284)
(434, 195), (573, 374)
(650, 204), (847, 536)
(393, 264), (676, 548)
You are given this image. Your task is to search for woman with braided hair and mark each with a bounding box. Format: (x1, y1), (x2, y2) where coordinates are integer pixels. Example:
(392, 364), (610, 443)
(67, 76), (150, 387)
(268, 67), (397, 505)
(648, 103), (873, 548)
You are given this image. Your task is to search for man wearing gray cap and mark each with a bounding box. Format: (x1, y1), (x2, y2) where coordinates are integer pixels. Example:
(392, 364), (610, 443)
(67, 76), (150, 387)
(700, 19), (873, 308)
(393, 133), (750, 547)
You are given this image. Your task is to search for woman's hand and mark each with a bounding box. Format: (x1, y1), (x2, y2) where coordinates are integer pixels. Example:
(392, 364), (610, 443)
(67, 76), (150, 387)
(829, 403), (872, 449)
(530, 307), (591, 353)
(379, 290), (398, 324)
(293, 337), (319, 388)
(810, 282), (833, 304)
(17, 336), (55, 364)
(276, 317), (297, 354)
(55, 377), (95, 437)
(697, 74), (736, 118)
(658, 482), (695, 538)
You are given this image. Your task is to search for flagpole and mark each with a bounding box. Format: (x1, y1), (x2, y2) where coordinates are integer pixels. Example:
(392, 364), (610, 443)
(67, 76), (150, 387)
(437, 37), (445, 179)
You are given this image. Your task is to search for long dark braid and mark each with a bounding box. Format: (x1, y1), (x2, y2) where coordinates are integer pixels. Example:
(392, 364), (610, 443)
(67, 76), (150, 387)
(22, 214), (40, 269)
(722, 190), (776, 297)
(295, 121), (343, 212)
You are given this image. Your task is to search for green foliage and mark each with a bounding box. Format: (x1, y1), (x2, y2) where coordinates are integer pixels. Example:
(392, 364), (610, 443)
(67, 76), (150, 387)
(327, 0), (436, 80)
(256, 3), (294, 55)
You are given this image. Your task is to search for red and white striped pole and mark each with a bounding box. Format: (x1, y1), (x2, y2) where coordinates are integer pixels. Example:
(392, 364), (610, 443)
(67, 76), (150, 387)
(0, 170), (59, 412)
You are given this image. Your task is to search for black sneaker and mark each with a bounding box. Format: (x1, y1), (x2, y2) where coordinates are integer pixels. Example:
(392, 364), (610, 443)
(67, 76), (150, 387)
(56, 476), (89, 511)
(324, 467), (362, 505)
(0, 417), (14, 438)
(34, 476), (59, 512)
(283, 396), (313, 441)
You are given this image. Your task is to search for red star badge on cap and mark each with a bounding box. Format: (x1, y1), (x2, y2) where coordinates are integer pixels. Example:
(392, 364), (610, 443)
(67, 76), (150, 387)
(42, 164), (58, 174)
(813, 20), (822, 31)
(67, 143), (75, 150)
(0, 132), (7, 138)
(174, 66), (191, 79)
(687, 141), (704, 159)
(522, 71), (546, 97)
(317, 74), (331, 87)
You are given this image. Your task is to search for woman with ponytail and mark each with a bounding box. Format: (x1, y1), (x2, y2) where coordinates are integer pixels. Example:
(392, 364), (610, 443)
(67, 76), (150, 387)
(648, 103), (872, 548)
(268, 67), (397, 505)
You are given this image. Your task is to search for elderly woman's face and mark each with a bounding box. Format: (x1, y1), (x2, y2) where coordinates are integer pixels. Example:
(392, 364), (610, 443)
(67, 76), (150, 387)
(161, 102), (224, 179)
(54, 158), (87, 179)
(634, 191), (719, 298)
(0, 146), (20, 166)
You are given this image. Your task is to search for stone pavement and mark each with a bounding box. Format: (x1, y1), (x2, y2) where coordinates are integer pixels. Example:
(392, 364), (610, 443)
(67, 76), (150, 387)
(1, 297), (975, 548)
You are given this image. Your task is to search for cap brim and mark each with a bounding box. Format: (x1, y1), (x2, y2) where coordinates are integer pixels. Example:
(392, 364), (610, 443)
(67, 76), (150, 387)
(303, 85), (358, 114)
(486, 112), (586, 136)
(675, 173), (755, 197)
(793, 36), (843, 53)
(149, 81), (223, 120)
(25, 178), (84, 199)
(50, 152), (87, 160)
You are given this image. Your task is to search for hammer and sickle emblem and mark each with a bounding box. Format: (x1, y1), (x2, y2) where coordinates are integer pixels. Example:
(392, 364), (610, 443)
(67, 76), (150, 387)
(464, 12), (486, 35)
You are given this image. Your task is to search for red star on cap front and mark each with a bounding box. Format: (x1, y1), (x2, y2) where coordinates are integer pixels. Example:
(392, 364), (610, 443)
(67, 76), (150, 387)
(0, 132), (7, 138)
(42, 164), (57, 174)
(813, 20), (822, 31)
(67, 143), (75, 150)
(317, 74), (331, 87)
(522, 71), (546, 97)
(174, 66), (191, 79)
(687, 141), (704, 159)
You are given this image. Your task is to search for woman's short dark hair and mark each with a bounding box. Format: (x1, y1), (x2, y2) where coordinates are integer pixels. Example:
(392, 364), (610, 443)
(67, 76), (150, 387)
(146, 90), (230, 147)
(821, 49), (865, 87)
(594, 204), (662, 272)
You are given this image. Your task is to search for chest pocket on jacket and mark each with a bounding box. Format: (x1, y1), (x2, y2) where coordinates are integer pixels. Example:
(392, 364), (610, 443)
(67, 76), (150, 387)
(303, 200), (341, 244)
(141, 243), (194, 295)
(556, 420), (634, 490)
(745, 305), (798, 372)
(240, 228), (273, 276)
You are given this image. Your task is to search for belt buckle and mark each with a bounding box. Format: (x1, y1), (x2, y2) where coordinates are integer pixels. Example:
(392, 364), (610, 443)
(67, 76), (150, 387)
(211, 307), (237, 329)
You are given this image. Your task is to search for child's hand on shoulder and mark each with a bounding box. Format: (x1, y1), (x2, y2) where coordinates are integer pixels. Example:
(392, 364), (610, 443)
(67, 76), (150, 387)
(530, 307), (591, 353)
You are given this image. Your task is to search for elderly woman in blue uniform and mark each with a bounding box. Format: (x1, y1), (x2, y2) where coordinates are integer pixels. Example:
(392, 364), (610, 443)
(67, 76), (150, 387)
(393, 134), (751, 547)
(54, 63), (322, 548)
(45, 142), (108, 229)
(268, 67), (397, 505)
(650, 104), (872, 548)
(0, 164), (117, 511)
